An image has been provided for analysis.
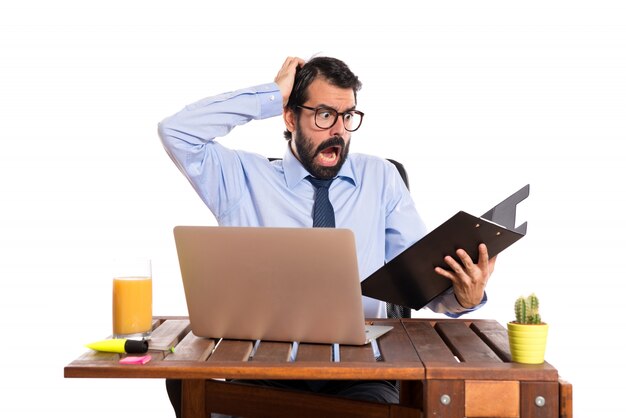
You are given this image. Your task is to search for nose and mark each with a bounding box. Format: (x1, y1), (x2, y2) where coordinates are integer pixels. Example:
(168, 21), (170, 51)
(328, 115), (347, 137)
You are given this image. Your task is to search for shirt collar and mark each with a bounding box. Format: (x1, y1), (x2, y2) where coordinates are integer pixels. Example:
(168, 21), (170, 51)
(282, 142), (357, 189)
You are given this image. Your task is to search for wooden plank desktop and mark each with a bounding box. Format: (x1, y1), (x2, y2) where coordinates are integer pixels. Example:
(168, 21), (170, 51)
(65, 317), (572, 418)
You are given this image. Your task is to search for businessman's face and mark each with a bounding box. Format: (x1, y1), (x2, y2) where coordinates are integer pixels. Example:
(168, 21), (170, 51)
(287, 78), (355, 179)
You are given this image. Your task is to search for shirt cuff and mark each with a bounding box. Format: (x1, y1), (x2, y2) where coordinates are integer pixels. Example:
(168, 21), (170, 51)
(254, 83), (283, 120)
(427, 288), (488, 318)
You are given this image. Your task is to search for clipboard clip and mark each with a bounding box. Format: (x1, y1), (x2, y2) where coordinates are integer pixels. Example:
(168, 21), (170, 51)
(481, 184), (529, 235)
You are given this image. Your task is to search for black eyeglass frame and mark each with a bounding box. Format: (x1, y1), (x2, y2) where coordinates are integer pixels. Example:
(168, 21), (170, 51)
(296, 105), (365, 132)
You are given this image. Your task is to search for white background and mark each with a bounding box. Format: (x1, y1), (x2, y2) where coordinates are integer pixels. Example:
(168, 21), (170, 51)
(1, 1), (624, 416)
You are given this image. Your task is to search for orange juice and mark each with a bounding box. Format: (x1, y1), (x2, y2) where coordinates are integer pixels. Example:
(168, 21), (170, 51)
(112, 276), (152, 338)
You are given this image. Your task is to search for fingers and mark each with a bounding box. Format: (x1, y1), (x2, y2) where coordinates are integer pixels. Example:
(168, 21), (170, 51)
(274, 56), (305, 106)
(477, 243), (489, 272)
(433, 244), (492, 299)
(431, 244), (494, 309)
(434, 263), (456, 281)
(456, 248), (475, 270)
(276, 56), (303, 76)
(443, 244), (489, 275)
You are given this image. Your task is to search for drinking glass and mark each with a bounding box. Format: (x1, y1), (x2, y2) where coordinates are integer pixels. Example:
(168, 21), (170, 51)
(112, 258), (152, 339)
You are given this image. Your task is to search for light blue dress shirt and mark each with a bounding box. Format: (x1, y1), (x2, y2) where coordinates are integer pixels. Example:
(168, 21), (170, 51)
(159, 82), (484, 318)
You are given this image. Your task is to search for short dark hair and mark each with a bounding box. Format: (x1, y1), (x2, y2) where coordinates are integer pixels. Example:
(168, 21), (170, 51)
(283, 57), (362, 140)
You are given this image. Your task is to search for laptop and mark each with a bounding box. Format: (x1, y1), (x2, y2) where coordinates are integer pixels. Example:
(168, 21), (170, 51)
(173, 226), (393, 345)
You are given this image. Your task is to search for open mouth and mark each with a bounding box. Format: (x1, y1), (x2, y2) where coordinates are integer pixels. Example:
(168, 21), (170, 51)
(316, 145), (343, 167)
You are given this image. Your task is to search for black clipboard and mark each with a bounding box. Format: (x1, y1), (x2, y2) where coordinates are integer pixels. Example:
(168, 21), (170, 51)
(361, 185), (529, 311)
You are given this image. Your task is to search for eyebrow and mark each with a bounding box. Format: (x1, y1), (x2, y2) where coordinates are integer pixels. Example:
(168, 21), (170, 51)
(311, 103), (357, 112)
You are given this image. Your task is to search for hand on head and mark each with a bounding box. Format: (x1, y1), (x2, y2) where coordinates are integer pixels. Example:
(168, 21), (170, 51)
(274, 56), (306, 107)
(434, 243), (496, 308)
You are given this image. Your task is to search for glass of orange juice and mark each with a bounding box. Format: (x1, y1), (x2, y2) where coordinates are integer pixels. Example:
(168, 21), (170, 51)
(112, 258), (152, 339)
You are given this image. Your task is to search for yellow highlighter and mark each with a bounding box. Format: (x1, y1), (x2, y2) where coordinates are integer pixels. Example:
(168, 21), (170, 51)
(86, 339), (175, 354)
(86, 339), (149, 354)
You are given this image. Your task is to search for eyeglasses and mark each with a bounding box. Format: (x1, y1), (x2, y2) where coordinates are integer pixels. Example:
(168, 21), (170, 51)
(297, 105), (364, 132)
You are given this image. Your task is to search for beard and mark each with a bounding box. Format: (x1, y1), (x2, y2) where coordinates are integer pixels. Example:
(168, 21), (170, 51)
(292, 129), (350, 180)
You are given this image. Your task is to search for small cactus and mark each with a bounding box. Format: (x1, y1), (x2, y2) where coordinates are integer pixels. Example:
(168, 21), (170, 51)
(514, 293), (542, 324)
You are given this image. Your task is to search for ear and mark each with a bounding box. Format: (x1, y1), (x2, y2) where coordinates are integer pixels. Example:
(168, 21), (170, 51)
(283, 108), (296, 134)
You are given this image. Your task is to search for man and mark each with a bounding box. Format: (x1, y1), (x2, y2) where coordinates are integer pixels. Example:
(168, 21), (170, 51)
(159, 56), (495, 415)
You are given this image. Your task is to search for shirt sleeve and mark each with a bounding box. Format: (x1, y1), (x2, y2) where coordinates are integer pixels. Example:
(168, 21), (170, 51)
(384, 163), (427, 262)
(157, 83), (283, 217)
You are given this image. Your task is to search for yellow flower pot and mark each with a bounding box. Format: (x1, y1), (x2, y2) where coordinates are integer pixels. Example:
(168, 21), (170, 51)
(507, 322), (548, 364)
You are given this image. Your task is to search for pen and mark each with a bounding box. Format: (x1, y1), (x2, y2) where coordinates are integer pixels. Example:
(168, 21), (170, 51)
(86, 339), (175, 354)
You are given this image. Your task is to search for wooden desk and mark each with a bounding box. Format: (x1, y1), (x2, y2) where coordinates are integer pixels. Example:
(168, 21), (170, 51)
(65, 317), (572, 418)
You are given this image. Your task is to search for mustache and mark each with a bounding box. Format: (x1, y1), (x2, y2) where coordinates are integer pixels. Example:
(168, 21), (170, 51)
(315, 136), (345, 155)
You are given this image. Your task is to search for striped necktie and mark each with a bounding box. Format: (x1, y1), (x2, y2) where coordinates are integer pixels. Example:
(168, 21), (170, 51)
(306, 176), (335, 228)
(306, 176), (336, 392)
